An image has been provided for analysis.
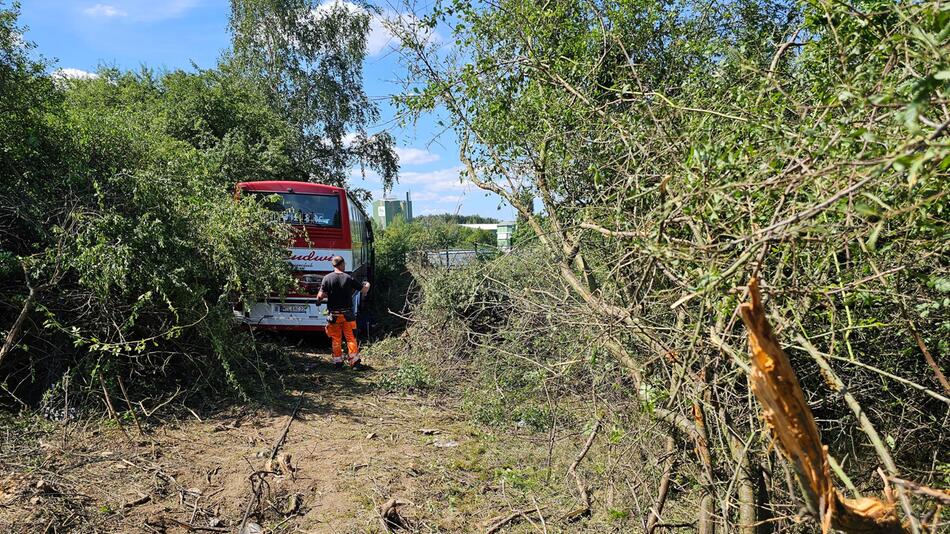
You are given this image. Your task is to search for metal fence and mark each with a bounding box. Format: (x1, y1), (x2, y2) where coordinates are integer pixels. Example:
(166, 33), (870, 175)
(416, 247), (496, 269)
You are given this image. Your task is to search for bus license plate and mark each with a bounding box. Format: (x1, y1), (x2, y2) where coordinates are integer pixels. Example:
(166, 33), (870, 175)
(278, 304), (308, 313)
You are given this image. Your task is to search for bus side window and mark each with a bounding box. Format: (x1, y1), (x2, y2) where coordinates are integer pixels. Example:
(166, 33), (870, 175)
(354, 203), (361, 267)
(348, 196), (362, 270)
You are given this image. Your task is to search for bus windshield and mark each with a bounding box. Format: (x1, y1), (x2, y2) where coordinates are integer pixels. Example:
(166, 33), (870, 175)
(252, 192), (342, 227)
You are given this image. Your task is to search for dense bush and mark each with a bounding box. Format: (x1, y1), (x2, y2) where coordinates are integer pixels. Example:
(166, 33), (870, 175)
(394, 0), (949, 529)
(370, 215), (496, 327)
(0, 37), (293, 401)
(0, 1), (393, 404)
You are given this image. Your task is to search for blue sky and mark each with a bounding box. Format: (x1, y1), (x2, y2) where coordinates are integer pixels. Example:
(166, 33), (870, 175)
(18, 0), (514, 220)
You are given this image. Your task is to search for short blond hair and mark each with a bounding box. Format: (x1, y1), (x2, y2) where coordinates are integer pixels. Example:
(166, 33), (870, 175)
(331, 256), (345, 268)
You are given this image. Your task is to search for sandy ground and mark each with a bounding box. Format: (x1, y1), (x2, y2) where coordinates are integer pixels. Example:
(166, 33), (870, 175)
(0, 349), (493, 533)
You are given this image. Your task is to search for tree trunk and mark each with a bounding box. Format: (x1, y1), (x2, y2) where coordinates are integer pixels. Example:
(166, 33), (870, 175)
(723, 408), (759, 534)
(736, 448), (758, 534)
(698, 493), (716, 534)
(0, 284), (36, 368)
(646, 436), (677, 534)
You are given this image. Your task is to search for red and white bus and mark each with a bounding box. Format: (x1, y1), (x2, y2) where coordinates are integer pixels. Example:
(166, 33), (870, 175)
(236, 181), (373, 331)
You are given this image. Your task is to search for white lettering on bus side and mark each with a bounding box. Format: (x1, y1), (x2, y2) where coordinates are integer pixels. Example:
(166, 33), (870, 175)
(288, 251), (334, 261)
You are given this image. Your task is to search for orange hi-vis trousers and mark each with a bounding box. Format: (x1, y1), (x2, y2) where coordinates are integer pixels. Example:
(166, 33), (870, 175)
(326, 314), (359, 365)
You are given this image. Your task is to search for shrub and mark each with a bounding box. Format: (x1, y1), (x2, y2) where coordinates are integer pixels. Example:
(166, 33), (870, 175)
(0, 1), (393, 405)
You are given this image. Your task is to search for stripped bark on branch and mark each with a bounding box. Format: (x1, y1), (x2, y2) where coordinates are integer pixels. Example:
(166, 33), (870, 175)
(739, 278), (906, 533)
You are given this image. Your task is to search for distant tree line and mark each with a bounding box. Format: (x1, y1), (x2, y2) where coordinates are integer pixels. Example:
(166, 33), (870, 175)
(414, 213), (500, 225)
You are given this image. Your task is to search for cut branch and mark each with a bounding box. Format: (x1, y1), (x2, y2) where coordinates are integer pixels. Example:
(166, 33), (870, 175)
(100, 374), (132, 445)
(887, 478), (950, 506)
(738, 278), (906, 533)
(0, 283), (36, 368)
(485, 508), (533, 534)
(563, 419), (601, 522)
(907, 322), (950, 395)
(646, 436), (677, 534)
(379, 498), (410, 532)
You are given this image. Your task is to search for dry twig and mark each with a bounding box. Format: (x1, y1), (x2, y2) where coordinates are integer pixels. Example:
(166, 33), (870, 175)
(238, 396), (302, 532)
(907, 322), (950, 395)
(646, 436), (677, 534)
(378, 498), (410, 532)
(484, 508), (534, 534)
(99, 374), (132, 445)
(888, 478), (950, 506)
(563, 419), (601, 522)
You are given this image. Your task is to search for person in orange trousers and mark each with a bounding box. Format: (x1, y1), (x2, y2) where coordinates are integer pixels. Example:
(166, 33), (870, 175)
(316, 256), (370, 368)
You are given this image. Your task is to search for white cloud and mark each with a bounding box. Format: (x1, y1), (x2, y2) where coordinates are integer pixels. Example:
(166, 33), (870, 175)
(402, 166), (471, 207)
(417, 204), (464, 215)
(11, 31), (26, 49)
(81, 1), (199, 21)
(372, 10), (443, 56)
(366, 15), (394, 56)
(400, 166), (468, 191)
(340, 134), (435, 167)
(313, 0), (441, 56)
(52, 68), (100, 80)
(150, 0), (199, 19)
(83, 4), (127, 17)
(353, 160), (514, 218)
(411, 192), (463, 203)
(341, 132), (360, 146)
(350, 164), (479, 211)
(395, 146), (439, 165)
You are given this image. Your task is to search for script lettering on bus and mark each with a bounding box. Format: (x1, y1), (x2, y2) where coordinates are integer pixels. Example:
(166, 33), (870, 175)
(288, 251), (334, 261)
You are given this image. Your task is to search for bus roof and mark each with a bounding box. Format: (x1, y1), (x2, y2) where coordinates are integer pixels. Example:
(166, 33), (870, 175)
(237, 181), (344, 195)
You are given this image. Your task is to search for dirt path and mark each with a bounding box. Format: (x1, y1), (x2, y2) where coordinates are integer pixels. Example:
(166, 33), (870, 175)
(2, 349), (492, 533)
